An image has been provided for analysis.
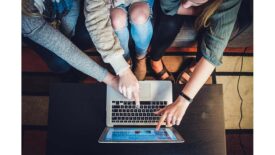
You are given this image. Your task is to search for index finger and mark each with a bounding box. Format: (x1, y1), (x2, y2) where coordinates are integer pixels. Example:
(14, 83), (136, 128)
(156, 113), (167, 131)
(133, 90), (140, 108)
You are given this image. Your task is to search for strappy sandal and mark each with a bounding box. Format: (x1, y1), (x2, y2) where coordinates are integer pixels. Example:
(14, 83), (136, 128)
(152, 60), (175, 83)
(176, 58), (196, 84)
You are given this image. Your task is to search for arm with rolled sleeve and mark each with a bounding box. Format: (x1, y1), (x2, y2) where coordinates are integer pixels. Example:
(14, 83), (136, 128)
(198, 0), (242, 66)
(154, 0), (242, 130)
(22, 15), (108, 82)
(84, 0), (130, 75)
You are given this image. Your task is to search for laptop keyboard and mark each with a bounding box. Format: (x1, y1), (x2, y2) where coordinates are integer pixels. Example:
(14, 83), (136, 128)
(111, 101), (167, 123)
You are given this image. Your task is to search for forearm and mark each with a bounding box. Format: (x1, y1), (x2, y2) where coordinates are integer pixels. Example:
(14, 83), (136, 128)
(181, 57), (215, 99)
(84, 0), (129, 74)
(22, 15), (108, 82)
(103, 72), (117, 87)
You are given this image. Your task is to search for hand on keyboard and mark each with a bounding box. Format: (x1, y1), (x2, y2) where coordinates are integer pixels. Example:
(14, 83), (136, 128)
(111, 101), (166, 123)
(118, 68), (140, 108)
(154, 96), (191, 131)
(103, 71), (139, 107)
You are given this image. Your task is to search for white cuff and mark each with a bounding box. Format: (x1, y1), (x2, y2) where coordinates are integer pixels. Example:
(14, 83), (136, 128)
(109, 55), (130, 75)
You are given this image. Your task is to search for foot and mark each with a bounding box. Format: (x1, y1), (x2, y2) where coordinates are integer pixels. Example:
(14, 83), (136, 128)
(150, 59), (169, 80)
(177, 64), (196, 84)
(134, 57), (147, 80)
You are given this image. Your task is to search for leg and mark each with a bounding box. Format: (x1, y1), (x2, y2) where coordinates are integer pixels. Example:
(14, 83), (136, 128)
(60, 0), (80, 38)
(129, 1), (153, 80)
(150, 10), (184, 80)
(23, 37), (71, 73)
(129, 2), (153, 59)
(110, 7), (131, 62)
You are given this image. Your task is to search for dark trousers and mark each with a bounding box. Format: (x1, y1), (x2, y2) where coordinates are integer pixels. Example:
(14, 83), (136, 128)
(150, 9), (201, 61)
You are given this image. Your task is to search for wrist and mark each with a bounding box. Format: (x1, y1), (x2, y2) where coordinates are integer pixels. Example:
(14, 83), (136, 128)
(103, 72), (116, 86)
(109, 56), (130, 75)
(177, 95), (191, 105)
(118, 67), (131, 77)
(179, 91), (193, 103)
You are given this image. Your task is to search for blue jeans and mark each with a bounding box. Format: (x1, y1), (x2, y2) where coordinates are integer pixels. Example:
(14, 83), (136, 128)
(114, 0), (154, 61)
(23, 0), (80, 73)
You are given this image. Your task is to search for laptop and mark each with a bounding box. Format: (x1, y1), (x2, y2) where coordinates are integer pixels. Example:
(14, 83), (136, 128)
(98, 80), (184, 143)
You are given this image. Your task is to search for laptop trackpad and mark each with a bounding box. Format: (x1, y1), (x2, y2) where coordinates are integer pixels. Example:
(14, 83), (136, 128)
(139, 82), (151, 100)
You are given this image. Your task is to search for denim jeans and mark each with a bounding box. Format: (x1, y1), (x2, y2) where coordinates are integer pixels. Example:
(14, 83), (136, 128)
(114, 0), (154, 61)
(23, 0), (80, 73)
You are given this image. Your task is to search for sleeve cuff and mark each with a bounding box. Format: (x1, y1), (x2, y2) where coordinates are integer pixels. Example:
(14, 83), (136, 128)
(96, 68), (109, 82)
(108, 55), (130, 75)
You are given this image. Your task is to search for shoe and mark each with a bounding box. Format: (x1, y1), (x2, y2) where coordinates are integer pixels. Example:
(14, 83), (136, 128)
(133, 57), (147, 80)
(151, 59), (175, 83)
(127, 58), (133, 69)
(176, 58), (196, 84)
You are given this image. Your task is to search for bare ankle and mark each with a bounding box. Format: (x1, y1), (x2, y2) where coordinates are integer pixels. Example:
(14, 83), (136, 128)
(151, 60), (162, 70)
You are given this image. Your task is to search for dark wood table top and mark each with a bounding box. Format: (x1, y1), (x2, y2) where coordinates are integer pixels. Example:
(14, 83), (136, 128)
(47, 83), (226, 155)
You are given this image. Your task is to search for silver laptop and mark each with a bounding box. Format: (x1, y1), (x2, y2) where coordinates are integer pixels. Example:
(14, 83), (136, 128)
(98, 80), (184, 143)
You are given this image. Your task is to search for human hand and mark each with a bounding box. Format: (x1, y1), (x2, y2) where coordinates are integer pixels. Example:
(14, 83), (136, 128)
(34, 0), (45, 14)
(103, 72), (120, 93)
(154, 96), (190, 131)
(118, 68), (140, 108)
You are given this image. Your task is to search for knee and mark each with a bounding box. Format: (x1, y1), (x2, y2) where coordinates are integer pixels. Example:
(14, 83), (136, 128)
(129, 2), (150, 25)
(110, 8), (127, 30)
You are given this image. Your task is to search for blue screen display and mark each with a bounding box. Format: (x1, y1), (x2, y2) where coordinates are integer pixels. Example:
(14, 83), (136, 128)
(104, 128), (177, 141)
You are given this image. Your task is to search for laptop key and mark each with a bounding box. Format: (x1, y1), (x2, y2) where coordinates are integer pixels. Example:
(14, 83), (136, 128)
(112, 105), (119, 108)
(142, 101), (151, 105)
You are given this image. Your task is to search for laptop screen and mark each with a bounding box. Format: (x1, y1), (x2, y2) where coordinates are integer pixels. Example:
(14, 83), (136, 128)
(104, 128), (177, 141)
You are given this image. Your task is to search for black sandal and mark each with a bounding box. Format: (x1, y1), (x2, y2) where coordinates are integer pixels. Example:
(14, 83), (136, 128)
(152, 60), (175, 83)
(176, 58), (196, 84)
